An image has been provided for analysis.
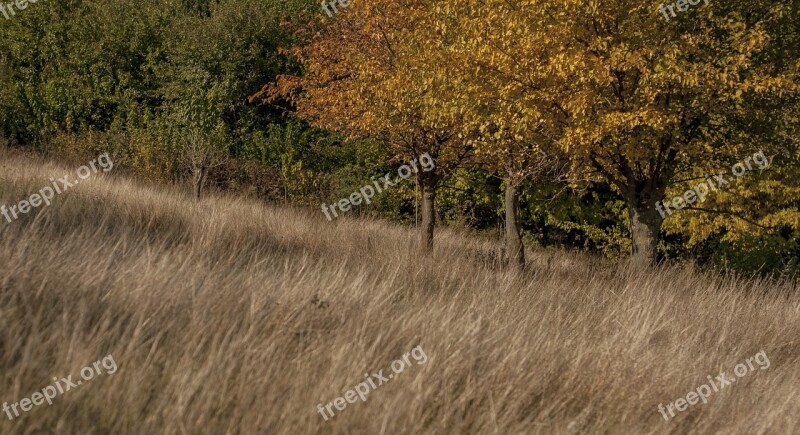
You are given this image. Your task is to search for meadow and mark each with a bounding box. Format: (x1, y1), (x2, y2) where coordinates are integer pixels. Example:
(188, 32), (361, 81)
(1, 150), (798, 434)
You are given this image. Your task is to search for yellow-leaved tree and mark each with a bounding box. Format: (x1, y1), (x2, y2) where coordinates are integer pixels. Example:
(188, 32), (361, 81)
(431, 1), (571, 270)
(550, 0), (798, 266)
(255, 0), (475, 252)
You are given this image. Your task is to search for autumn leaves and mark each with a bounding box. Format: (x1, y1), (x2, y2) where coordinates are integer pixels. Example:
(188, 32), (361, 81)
(658, 0), (711, 22)
(654, 150), (771, 219)
(262, 0), (797, 266)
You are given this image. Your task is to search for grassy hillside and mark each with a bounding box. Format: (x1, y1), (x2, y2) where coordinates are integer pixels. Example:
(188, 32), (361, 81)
(0, 150), (798, 434)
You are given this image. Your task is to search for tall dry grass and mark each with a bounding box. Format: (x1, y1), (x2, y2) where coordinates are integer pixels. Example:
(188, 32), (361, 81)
(0, 149), (798, 434)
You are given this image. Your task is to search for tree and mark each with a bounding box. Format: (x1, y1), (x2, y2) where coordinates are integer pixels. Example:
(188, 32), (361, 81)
(435, 0), (569, 270)
(660, 0), (800, 273)
(548, 0), (798, 267)
(169, 98), (228, 199)
(432, 0), (797, 268)
(258, 0), (474, 252)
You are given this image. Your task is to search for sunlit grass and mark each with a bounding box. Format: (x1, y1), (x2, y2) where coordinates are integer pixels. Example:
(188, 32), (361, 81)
(0, 149), (798, 434)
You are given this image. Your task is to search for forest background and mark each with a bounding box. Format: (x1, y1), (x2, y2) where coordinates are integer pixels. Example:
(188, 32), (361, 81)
(0, 0), (798, 277)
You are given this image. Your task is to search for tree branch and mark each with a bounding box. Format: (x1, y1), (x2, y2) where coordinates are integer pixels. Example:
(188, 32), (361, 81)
(683, 206), (778, 230)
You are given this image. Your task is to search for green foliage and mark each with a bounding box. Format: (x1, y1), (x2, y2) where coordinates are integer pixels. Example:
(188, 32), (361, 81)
(0, 0), (167, 140)
(436, 169), (501, 230)
(240, 120), (315, 202)
(0, 0), (796, 277)
(701, 231), (799, 279)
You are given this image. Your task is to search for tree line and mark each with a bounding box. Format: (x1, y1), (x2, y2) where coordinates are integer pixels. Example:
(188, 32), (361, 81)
(258, 0), (800, 270)
(1, 0), (798, 275)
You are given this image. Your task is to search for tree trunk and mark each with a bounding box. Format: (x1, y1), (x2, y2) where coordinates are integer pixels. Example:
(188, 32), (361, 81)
(420, 175), (437, 253)
(505, 180), (525, 271)
(193, 166), (208, 200)
(626, 194), (663, 268)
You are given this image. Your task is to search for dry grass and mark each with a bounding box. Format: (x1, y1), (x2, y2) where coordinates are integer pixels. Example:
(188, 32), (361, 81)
(0, 149), (798, 434)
